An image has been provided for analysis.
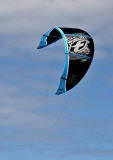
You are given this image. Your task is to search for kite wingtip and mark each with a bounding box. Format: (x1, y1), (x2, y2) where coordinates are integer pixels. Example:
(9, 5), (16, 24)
(37, 44), (43, 49)
(55, 89), (66, 95)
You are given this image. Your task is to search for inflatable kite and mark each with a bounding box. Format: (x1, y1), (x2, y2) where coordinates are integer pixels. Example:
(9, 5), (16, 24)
(37, 27), (94, 95)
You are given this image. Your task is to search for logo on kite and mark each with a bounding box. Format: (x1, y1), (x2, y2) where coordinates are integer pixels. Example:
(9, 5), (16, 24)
(38, 27), (94, 95)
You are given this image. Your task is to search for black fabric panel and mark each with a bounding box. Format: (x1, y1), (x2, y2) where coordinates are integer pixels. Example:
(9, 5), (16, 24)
(60, 27), (94, 91)
(87, 38), (94, 58)
(66, 60), (91, 91)
(47, 29), (62, 45)
(60, 27), (90, 36)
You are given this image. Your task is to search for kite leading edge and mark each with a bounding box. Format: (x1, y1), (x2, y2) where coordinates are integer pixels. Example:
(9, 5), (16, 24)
(37, 27), (94, 95)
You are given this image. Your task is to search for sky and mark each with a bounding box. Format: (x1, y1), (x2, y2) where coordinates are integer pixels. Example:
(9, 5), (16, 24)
(0, 0), (113, 159)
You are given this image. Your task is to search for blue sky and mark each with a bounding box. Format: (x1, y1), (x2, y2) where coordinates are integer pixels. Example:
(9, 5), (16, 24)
(0, 0), (113, 159)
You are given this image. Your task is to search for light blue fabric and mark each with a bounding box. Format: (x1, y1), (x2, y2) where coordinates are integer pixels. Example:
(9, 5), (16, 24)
(55, 27), (69, 95)
(37, 28), (53, 49)
(37, 27), (69, 95)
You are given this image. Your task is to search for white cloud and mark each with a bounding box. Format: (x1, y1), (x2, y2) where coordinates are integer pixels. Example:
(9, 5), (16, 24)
(0, 0), (113, 62)
(0, 0), (113, 33)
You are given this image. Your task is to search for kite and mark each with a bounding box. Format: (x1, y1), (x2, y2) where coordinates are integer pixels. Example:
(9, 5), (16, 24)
(37, 27), (94, 95)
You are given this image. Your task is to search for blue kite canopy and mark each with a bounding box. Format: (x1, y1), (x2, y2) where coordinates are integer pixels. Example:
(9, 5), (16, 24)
(37, 27), (94, 95)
